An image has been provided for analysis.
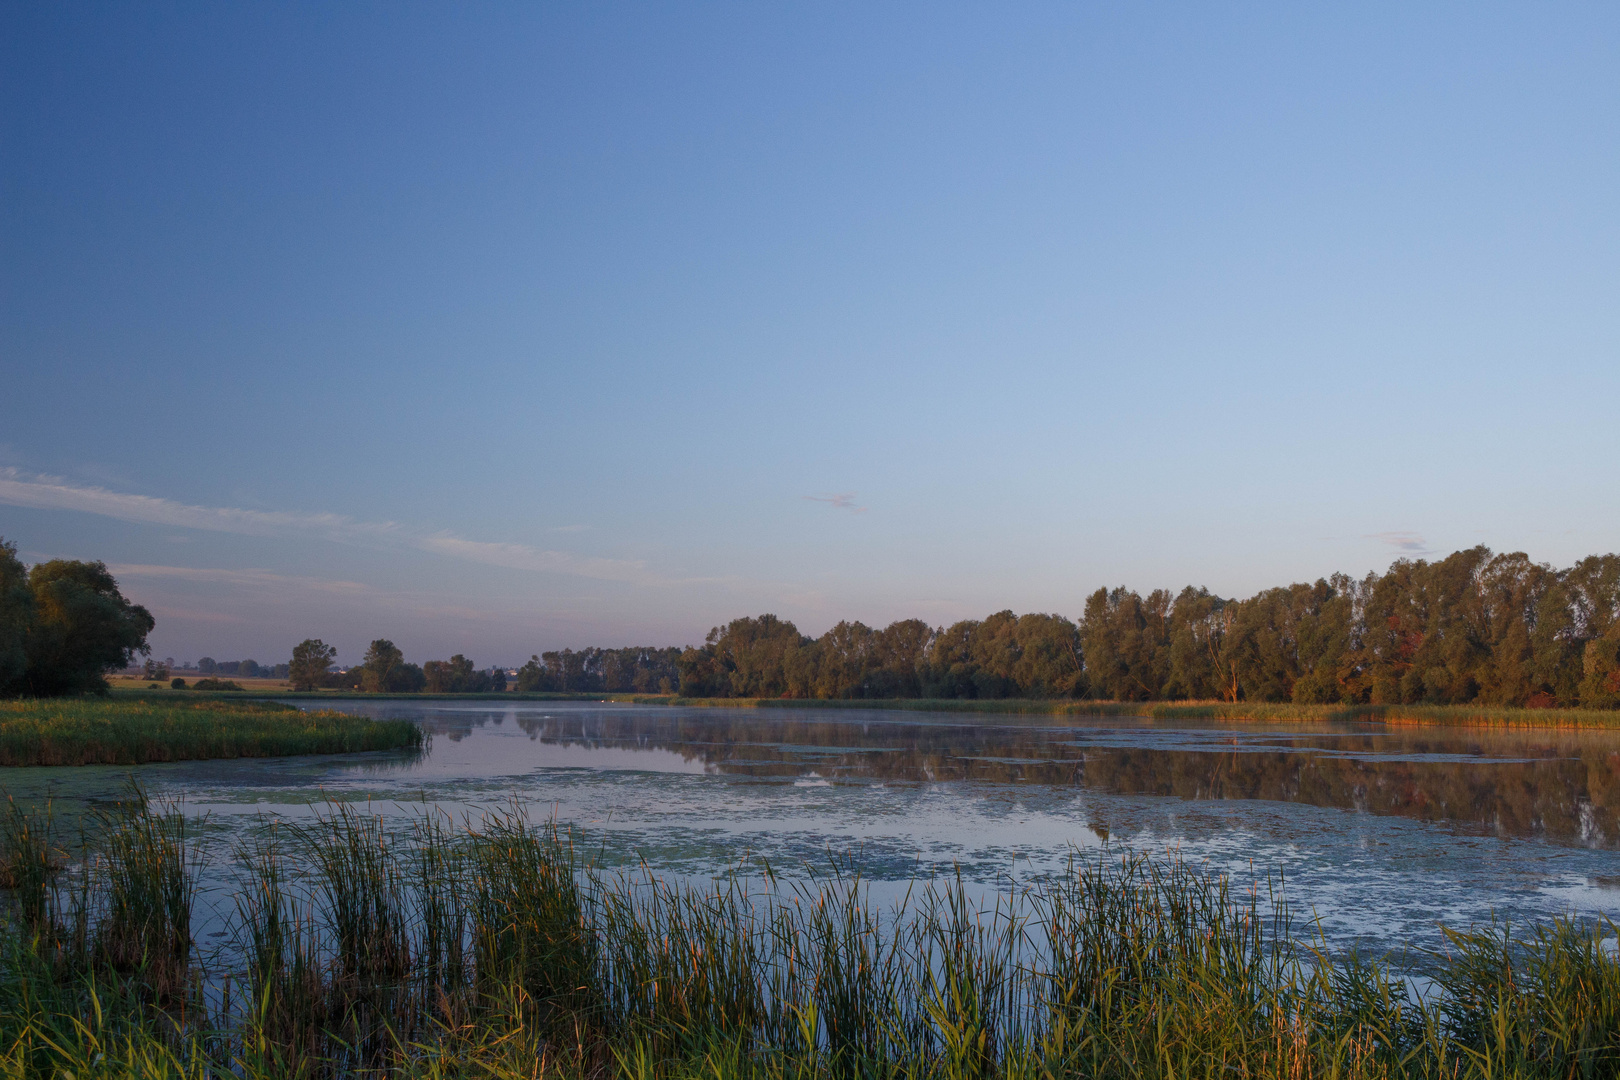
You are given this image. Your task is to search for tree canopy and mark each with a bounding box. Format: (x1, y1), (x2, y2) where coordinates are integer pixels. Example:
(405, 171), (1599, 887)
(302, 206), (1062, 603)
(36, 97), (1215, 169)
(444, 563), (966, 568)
(359, 638), (425, 693)
(0, 538), (154, 697)
(289, 638), (337, 691)
(658, 547), (1620, 708)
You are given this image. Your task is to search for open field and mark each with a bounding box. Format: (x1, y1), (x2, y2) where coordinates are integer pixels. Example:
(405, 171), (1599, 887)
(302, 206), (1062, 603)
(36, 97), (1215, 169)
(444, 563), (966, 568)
(0, 794), (1616, 1079)
(0, 698), (422, 766)
(110, 673), (292, 692)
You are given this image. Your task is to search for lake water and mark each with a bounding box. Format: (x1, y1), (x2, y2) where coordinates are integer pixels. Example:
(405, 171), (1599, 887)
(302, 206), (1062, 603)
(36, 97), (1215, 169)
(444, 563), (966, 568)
(4, 700), (1619, 965)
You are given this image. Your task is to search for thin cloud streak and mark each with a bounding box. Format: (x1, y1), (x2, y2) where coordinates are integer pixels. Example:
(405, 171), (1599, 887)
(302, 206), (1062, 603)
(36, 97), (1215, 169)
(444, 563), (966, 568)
(1366, 531), (1433, 555)
(1, 470), (649, 583)
(107, 564), (374, 595)
(0, 469), (379, 539)
(805, 492), (866, 513)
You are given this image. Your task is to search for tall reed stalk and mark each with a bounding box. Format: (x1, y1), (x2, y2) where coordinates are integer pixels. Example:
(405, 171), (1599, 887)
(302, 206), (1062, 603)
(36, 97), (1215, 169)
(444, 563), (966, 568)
(292, 802), (414, 1066)
(233, 830), (326, 1077)
(0, 795), (57, 935)
(90, 786), (196, 1005)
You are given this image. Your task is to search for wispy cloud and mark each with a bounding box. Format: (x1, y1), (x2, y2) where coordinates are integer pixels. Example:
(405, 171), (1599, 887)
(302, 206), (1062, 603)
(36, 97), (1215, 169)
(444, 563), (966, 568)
(108, 564), (375, 594)
(1366, 531), (1432, 555)
(1, 469), (648, 583)
(804, 492), (866, 513)
(0, 468), (385, 539)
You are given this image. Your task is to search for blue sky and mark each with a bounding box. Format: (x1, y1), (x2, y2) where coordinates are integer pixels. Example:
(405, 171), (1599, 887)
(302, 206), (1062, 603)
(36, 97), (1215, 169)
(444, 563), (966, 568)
(2, 2), (1617, 666)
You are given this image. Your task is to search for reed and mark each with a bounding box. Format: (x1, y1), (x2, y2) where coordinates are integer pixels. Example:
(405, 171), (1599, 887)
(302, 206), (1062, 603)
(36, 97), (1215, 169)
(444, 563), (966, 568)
(661, 695), (1620, 729)
(1, 798), (1617, 1079)
(466, 806), (598, 1027)
(233, 830), (327, 1076)
(89, 787), (196, 1005)
(0, 795), (57, 934)
(0, 697), (422, 766)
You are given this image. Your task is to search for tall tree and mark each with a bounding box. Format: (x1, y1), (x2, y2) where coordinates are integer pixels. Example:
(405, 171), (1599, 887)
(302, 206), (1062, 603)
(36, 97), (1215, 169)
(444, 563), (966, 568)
(360, 639), (424, 693)
(0, 539), (32, 696)
(289, 638), (337, 691)
(22, 559), (154, 696)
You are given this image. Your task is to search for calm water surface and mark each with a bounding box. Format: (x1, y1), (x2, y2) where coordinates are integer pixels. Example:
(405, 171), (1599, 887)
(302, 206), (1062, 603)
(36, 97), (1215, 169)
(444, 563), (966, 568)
(4, 701), (1619, 963)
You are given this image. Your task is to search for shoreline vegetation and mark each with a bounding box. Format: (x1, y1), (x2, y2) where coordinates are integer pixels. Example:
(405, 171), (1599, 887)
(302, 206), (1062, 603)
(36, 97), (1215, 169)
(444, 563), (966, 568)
(0, 699), (421, 767)
(656, 696), (1620, 730)
(0, 793), (1616, 1078)
(128, 685), (1620, 730)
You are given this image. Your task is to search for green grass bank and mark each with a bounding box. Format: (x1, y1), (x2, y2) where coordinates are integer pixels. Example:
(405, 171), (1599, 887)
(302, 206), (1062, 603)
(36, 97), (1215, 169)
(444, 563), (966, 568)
(106, 687), (1620, 730)
(0, 698), (422, 767)
(645, 696), (1620, 729)
(0, 794), (1617, 1079)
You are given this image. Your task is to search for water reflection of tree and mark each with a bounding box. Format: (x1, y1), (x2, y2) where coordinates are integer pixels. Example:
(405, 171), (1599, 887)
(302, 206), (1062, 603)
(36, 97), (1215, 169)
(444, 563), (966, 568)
(500, 710), (1620, 848)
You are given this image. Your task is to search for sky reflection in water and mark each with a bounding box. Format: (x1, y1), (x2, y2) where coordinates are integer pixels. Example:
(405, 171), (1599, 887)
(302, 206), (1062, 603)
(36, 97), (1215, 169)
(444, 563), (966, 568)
(3, 701), (1618, 964)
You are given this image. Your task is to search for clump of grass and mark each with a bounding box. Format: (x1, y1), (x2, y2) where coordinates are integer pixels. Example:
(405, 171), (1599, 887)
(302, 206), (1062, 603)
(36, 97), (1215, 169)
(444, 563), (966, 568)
(0, 795), (59, 934)
(90, 787), (196, 1005)
(294, 803), (415, 1064)
(0, 698), (421, 766)
(233, 831), (328, 1076)
(410, 811), (471, 1022)
(467, 807), (598, 1029)
(1430, 918), (1620, 1076)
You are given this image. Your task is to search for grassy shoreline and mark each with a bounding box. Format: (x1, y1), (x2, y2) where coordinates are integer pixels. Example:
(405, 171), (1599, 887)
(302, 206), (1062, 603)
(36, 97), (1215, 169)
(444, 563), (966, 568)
(641, 695), (1620, 729)
(103, 685), (1620, 730)
(0, 795), (1616, 1078)
(128, 685), (1620, 730)
(0, 698), (422, 767)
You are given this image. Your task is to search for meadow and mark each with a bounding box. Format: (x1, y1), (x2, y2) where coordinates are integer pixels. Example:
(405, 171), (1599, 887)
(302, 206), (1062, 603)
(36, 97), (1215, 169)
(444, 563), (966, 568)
(110, 675), (293, 693)
(0, 792), (1616, 1079)
(0, 698), (422, 767)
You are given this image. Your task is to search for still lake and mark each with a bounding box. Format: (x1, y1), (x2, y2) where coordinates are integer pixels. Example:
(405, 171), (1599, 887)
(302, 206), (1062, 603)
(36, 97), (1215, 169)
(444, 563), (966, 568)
(5, 700), (1620, 963)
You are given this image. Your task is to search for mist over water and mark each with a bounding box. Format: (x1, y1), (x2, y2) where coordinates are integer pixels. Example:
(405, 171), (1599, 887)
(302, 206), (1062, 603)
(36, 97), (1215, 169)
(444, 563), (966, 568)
(3, 700), (1618, 966)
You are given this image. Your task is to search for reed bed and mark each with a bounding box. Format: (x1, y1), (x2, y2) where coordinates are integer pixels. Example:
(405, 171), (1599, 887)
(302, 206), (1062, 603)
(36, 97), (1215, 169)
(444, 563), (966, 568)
(0, 698), (422, 766)
(0, 793), (1617, 1079)
(659, 696), (1620, 729)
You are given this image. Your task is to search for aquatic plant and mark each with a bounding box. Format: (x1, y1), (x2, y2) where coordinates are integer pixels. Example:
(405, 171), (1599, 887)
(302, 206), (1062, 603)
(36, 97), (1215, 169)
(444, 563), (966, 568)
(0, 697), (421, 766)
(89, 787), (196, 1004)
(0, 795), (57, 934)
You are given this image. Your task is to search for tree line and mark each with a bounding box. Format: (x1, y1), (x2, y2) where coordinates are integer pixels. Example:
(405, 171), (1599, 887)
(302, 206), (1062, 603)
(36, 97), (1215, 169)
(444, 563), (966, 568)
(286, 546), (1620, 707)
(288, 639), (512, 693)
(197, 657), (290, 679)
(672, 547), (1620, 708)
(284, 640), (683, 694)
(514, 647), (682, 693)
(6, 532), (1617, 709)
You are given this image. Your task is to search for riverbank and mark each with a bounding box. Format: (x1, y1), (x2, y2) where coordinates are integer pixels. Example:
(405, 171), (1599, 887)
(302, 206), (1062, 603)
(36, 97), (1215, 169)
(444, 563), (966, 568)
(644, 695), (1620, 729)
(0, 698), (421, 766)
(118, 684), (1620, 730)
